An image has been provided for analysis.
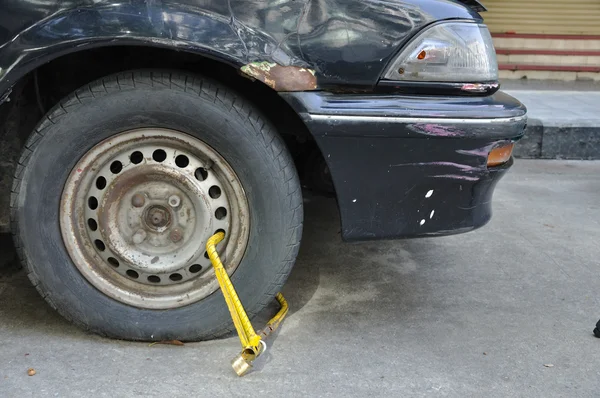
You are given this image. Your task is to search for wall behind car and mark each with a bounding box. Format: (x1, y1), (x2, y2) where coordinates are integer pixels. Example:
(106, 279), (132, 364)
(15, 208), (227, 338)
(483, 0), (600, 81)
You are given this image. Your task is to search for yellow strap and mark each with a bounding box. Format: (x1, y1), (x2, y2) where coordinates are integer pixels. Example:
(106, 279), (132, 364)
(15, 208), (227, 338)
(206, 233), (261, 353)
(206, 232), (289, 375)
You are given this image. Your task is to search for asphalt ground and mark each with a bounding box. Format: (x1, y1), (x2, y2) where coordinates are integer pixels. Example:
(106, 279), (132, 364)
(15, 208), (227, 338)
(1, 159), (599, 397)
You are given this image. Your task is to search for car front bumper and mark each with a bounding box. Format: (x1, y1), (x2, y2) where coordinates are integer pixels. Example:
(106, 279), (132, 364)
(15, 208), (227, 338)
(282, 91), (527, 241)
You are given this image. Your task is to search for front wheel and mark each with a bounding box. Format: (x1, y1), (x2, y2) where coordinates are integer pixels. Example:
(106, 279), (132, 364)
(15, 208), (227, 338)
(12, 70), (303, 341)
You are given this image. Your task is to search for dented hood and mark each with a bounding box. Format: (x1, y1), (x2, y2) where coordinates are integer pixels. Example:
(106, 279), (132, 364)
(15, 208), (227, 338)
(0, 0), (483, 94)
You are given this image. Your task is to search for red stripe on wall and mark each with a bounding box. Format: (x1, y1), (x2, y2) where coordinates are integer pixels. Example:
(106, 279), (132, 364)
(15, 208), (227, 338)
(496, 49), (600, 56)
(493, 33), (600, 40)
(499, 64), (600, 72)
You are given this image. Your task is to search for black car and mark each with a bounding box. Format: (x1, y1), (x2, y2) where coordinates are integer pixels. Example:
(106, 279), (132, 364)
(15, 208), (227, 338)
(0, 0), (526, 341)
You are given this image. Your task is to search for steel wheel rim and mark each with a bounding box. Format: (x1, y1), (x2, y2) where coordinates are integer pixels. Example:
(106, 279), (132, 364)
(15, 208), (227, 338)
(60, 128), (250, 309)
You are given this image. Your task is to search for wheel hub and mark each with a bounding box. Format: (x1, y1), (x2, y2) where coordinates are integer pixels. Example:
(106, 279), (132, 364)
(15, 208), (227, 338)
(60, 128), (250, 309)
(145, 205), (171, 229)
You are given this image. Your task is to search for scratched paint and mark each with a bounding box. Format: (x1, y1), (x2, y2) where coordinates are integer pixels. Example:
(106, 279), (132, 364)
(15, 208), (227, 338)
(391, 162), (481, 173)
(240, 62), (317, 91)
(456, 142), (499, 158)
(432, 174), (480, 181)
(408, 124), (467, 137)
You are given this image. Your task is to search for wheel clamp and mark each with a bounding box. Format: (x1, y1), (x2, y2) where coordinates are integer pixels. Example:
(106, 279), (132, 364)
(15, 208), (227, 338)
(206, 232), (289, 376)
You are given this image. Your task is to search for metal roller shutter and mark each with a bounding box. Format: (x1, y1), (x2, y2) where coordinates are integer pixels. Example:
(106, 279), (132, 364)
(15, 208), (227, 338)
(483, 0), (600, 35)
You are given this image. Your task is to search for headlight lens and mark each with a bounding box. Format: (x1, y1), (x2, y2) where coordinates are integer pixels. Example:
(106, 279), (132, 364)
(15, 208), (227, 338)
(382, 22), (498, 82)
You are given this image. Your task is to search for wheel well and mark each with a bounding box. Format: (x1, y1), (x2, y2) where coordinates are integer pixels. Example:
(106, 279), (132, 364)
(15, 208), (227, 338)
(0, 45), (333, 229)
(32, 46), (312, 142)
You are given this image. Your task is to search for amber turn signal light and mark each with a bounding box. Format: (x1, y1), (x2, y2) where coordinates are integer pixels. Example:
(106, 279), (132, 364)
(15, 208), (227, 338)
(487, 143), (514, 167)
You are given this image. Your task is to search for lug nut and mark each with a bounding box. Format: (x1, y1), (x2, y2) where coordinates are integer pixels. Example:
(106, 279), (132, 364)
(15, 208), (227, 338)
(132, 193), (145, 208)
(170, 228), (183, 243)
(168, 195), (181, 208)
(132, 229), (147, 244)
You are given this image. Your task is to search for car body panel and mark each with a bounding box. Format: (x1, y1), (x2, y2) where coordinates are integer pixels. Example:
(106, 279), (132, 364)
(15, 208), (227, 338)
(282, 91), (526, 240)
(0, 0), (480, 97)
(0, 0), (527, 241)
(283, 91), (527, 125)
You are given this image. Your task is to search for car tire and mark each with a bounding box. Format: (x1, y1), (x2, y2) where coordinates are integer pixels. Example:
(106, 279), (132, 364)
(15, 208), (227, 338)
(11, 70), (303, 341)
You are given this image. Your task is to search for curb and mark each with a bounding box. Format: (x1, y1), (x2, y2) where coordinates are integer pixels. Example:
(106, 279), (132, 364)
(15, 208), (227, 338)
(514, 118), (600, 160)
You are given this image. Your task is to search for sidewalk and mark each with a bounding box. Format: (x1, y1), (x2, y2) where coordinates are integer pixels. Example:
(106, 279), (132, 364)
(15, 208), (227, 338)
(503, 80), (600, 159)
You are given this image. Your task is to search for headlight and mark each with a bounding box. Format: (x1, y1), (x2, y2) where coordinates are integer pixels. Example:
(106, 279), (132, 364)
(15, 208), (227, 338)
(382, 22), (498, 83)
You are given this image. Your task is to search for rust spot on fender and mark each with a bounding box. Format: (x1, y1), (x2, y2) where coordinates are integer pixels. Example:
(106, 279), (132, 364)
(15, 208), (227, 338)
(240, 62), (317, 92)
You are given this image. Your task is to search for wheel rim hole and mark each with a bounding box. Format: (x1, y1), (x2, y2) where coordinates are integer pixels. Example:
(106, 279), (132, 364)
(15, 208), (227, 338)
(169, 273), (183, 282)
(204, 251), (209, 259)
(87, 218), (98, 231)
(88, 196), (98, 210)
(130, 151), (143, 164)
(107, 257), (119, 268)
(189, 264), (202, 273)
(215, 228), (226, 236)
(195, 167), (208, 181)
(215, 207), (227, 220)
(152, 149), (167, 162)
(175, 155), (189, 168)
(94, 239), (106, 252)
(110, 161), (123, 174)
(147, 275), (161, 283)
(209, 186), (221, 199)
(96, 176), (107, 190)
(126, 270), (139, 279)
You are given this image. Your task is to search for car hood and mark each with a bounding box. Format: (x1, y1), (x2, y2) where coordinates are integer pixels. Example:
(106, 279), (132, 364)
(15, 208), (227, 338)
(0, 0), (482, 94)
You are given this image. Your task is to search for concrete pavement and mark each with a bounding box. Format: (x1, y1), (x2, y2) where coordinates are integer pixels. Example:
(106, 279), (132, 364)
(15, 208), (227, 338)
(1, 160), (599, 397)
(504, 82), (600, 160)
